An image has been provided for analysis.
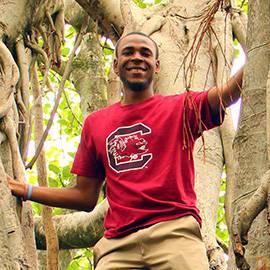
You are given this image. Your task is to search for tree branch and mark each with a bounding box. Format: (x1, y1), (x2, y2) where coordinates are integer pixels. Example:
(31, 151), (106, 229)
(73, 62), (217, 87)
(25, 39), (49, 95)
(35, 199), (108, 250)
(0, 41), (19, 118)
(25, 15), (90, 170)
(231, 170), (270, 270)
(31, 60), (59, 269)
(75, 0), (123, 41)
(15, 36), (31, 163)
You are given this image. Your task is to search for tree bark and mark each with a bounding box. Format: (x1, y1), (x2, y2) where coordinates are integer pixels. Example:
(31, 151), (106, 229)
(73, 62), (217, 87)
(35, 199), (108, 250)
(230, 0), (270, 269)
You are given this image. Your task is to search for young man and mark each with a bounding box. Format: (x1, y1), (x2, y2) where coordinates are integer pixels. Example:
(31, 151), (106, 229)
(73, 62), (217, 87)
(8, 32), (243, 269)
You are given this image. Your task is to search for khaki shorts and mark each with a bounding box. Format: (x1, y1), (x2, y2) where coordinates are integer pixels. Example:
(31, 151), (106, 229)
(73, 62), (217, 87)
(94, 215), (209, 270)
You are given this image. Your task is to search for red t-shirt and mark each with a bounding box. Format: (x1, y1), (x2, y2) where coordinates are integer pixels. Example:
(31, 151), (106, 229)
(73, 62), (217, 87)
(71, 90), (223, 238)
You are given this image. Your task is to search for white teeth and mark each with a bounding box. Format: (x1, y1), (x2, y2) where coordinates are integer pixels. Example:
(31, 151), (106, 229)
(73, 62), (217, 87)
(128, 68), (145, 72)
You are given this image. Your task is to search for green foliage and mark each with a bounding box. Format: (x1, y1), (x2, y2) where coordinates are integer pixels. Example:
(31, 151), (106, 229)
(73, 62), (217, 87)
(234, 39), (240, 59)
(236, 0), (248, 14)
(62, 24), (77, 60)
(67, 249), (94, 270)
(216, 167), (229, 246)
(132, 0), (162, 8)
(101, 38), (114, 78)
(133, 0), (151, 9)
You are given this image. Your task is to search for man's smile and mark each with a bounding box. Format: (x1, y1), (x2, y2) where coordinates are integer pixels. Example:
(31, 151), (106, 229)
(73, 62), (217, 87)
(126, 67), (147, 72)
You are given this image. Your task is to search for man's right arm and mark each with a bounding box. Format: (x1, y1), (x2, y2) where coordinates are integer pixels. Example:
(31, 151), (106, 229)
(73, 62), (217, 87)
(207, 66), (244, 114)
(7, 174), (104, 212)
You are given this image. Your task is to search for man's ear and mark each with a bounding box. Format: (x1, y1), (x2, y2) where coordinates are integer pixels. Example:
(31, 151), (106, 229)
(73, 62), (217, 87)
(155, 59), (160, 74)
(113, 59), (119, 76)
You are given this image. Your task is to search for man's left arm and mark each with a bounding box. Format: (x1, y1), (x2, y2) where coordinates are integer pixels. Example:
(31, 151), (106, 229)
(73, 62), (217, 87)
(207, 66), (244, 114)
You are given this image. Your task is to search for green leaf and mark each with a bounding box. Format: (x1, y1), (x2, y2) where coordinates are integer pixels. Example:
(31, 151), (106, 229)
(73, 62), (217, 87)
(64, 127), (73, 135)
(47, 146), (60, 159)
(235, 48), (240, 59)
(68, 152), (76, 158)
(84, 249), (93, 258)
(49, 163), (60, 174)
(62, 47), (70, 57)
(49, 177), (59, 187)
(53, 208), (62, 215)
(43, 103), (51, 114)
(138, 2), (147, 8)
(62, 165), (72, 178)
(58, 119), (70, 127)
(67, 261), (79, 270)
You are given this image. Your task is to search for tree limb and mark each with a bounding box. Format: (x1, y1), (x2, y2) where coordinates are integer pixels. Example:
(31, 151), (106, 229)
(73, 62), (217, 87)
(35, 199), (108, 250)
(231, 170), (270, 270)
(216, 235), (229, 254)
(231, 9), (247, 52)
(25, 39), (49, 95)
(0, 40), (19, 118)
(31, 60), (59, 270)
(75, 0), (123, 41)
(15, 36), (30, 163)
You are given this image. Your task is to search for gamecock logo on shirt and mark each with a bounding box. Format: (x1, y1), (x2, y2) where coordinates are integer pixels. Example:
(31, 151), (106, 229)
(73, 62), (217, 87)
(106, 123), (152, 173)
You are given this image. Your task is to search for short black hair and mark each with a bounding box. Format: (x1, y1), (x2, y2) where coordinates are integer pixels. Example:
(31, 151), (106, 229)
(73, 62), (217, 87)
(115, 32), (159, 59)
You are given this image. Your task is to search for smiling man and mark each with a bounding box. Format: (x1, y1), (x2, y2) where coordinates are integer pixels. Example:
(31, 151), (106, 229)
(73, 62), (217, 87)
(7, 32), (244, 270)
(113, 33), (160, 99)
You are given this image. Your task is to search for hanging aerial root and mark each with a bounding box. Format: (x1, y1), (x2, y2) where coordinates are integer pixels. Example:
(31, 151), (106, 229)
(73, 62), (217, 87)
(54, 6), (65, 46)
(94, 21), (114, 52)
(45, 6), (65, 68)
(0, 111), (25, 182)
(174, 1), (226, 156)
(25, 15), (90, 170)
(0, 40), (19, 118)
(0, 110), (26, 220)
(25, 39), (49, 95)
(174, 0), (224, 89)
(15, 35), (28, 118)
(15, 35), (30, 163)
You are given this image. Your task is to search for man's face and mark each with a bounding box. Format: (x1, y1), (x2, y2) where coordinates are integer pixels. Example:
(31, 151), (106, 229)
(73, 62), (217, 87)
(113, 34), (160, 92)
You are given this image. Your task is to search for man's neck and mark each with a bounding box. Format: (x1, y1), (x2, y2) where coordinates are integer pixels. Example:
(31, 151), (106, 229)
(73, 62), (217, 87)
(121, 88), (154, 106)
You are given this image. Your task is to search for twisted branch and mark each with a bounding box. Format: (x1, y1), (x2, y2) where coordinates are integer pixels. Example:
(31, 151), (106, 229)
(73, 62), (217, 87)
(25, 39), (49, 95)
(231, 170), (270, 270)
(25, 15), (90, 170)
(0, 41), (19, 118)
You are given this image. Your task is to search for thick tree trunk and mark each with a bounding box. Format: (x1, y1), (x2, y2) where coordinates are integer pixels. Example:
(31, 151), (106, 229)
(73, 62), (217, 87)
(71, 32), (107, 120)
(229, 0), (270, 269)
